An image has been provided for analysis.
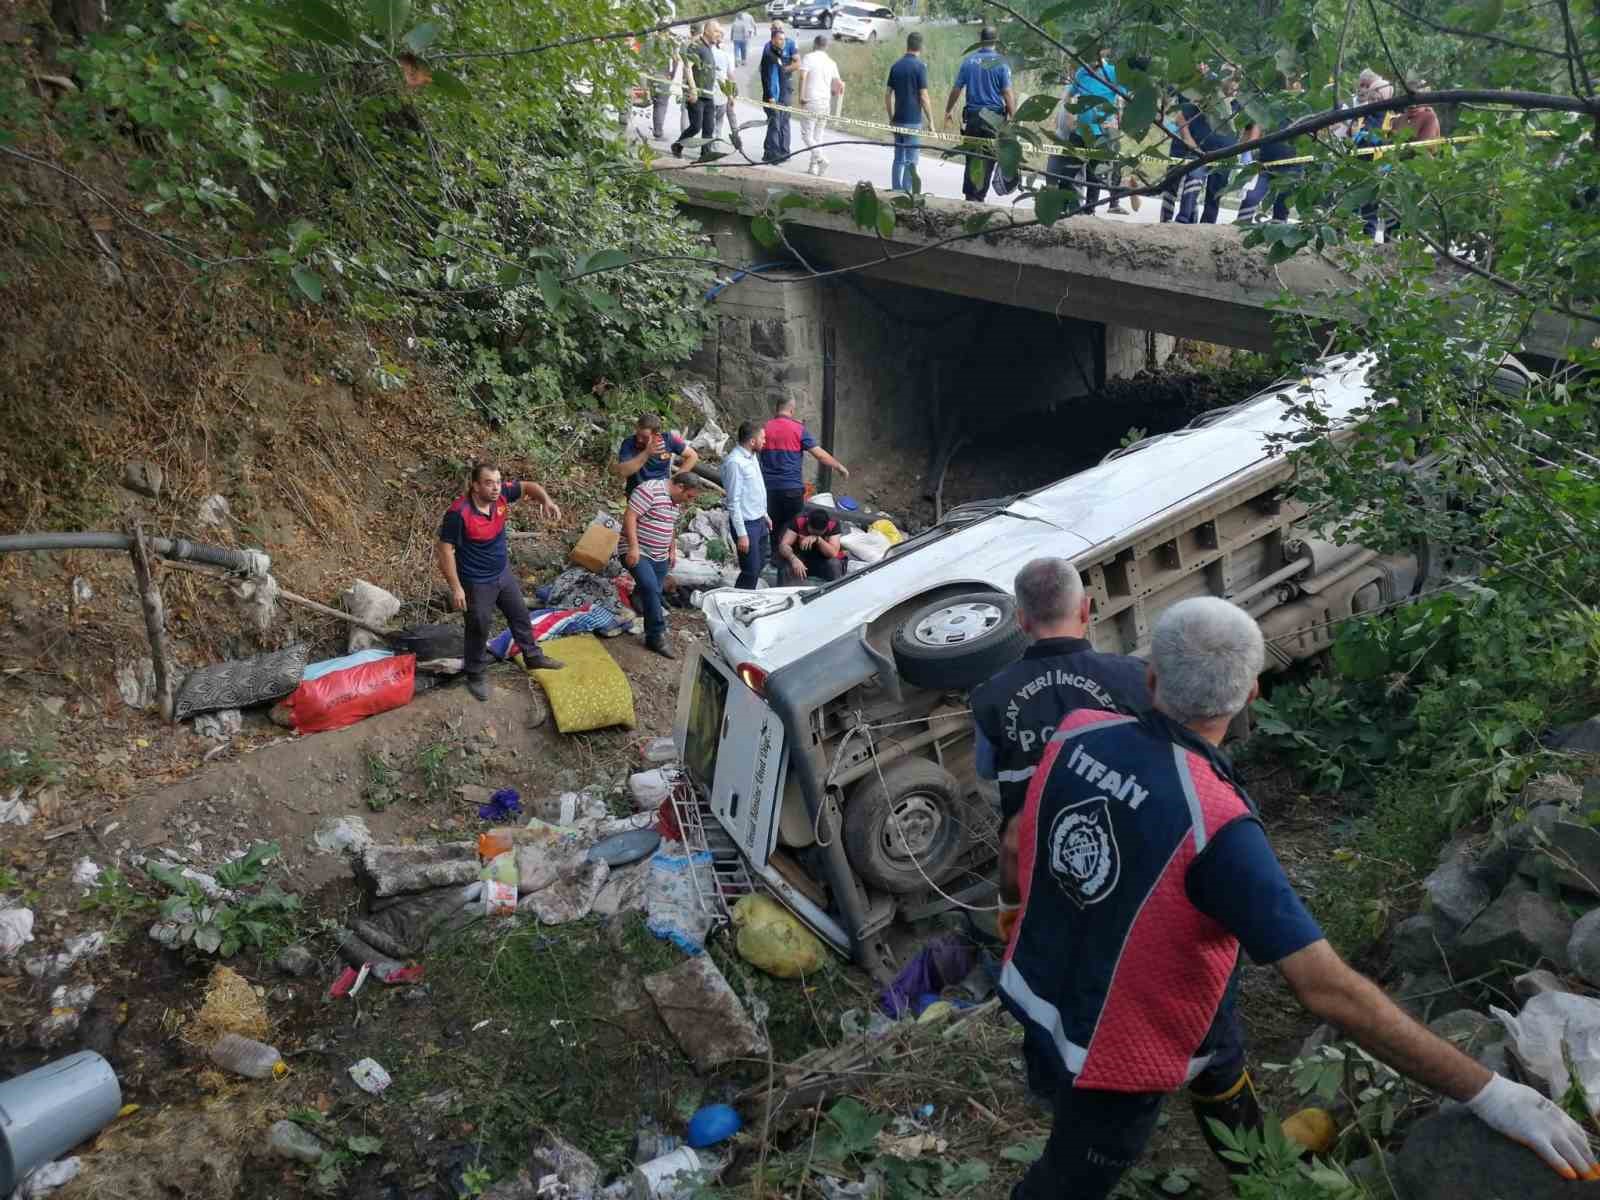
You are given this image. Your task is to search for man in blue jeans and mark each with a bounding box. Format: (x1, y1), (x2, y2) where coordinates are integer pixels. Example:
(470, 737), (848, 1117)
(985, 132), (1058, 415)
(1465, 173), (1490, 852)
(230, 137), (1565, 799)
(723, 420), (770, 589)
(623, 472), (700, 659)
(885, 32), (932, 193)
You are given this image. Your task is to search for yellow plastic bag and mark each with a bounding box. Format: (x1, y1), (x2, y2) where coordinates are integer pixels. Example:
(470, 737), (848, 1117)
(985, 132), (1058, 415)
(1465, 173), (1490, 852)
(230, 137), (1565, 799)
(732, 894), (826, 979)
(532, 634), (637, 734)
(869, 518), (904, 546)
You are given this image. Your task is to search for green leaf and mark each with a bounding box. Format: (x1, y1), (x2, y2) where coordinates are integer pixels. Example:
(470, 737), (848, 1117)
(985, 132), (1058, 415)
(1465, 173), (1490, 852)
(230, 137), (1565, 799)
(996, 137), (1021, 179)
(292, 266), (325, 302)
(851, 182), (878, 231)
(875, 205), (894, 238)
(962, 210), (994, 234)
(215, 840), (280, 888)
(536, 268), (562, 308)
(1013, 92), (1057, 124)
(279, 0), (356, 45)
(429, 68), (469, 100)
(496, 264), (525, 287)
(750, 214), (780, 248)
(698, 189), (744, 204)
(579, 248), (631, 276)
(776, 192), (815, 212)
(585, 291), (619, 312)
(1035, 187), (1072, 224)
(1124, 86), (1158, 133)
(368, 0), (411, 40)
(347, 1135), (383, 1155)
(402, 20), (441, 53)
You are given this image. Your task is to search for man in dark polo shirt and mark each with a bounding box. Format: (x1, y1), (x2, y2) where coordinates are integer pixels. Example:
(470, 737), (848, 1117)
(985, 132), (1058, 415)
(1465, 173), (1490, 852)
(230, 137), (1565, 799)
(436, 461), (565, 702)
(611, 412), (699, 497)
(972, 557), (1151, 825)
(775, 507), (844, 584)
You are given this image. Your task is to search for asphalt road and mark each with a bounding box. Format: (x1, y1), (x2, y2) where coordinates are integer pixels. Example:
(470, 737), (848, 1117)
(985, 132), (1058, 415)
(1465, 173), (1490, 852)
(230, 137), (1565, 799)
(627, 34), (1241, 225)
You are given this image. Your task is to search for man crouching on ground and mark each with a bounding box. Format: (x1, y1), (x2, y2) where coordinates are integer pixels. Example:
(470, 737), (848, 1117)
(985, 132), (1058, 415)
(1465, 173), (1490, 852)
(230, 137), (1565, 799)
(436, 461), (565, 702)
(998, 595), (1597, 1198)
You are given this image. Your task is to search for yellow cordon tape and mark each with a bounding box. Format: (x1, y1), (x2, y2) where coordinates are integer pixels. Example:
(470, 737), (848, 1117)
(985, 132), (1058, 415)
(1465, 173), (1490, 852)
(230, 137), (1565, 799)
(640, 75), (1556, 173)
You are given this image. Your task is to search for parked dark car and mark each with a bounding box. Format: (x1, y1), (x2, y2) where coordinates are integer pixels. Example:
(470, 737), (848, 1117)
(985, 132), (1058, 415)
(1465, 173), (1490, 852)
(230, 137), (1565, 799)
(791, 0), (843, 27)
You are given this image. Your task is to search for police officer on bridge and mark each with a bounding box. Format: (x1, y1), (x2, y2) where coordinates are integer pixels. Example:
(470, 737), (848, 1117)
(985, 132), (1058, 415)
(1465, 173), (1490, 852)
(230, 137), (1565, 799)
(996, 596), (1597, 1199)
(971, 558), (1150, 828)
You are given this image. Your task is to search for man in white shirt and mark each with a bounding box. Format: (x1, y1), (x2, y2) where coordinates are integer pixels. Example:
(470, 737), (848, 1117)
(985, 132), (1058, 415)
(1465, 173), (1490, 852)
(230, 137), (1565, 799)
(723, 420), (770, 589)
(796, 34), (843, 176)
(712, 26), (737, 137)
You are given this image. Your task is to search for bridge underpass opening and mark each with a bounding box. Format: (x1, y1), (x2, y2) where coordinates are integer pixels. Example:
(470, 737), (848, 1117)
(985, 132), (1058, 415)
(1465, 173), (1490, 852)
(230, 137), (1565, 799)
(687, 261), (1205, 521)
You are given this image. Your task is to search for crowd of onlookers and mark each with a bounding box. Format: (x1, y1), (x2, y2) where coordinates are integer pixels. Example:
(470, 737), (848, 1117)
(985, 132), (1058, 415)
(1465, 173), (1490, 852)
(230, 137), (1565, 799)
(633, 17), (1446, 235)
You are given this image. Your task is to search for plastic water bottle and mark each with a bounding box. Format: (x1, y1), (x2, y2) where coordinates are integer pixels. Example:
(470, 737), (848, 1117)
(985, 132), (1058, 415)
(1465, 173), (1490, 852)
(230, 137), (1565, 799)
(209, 1033), (284, 1080)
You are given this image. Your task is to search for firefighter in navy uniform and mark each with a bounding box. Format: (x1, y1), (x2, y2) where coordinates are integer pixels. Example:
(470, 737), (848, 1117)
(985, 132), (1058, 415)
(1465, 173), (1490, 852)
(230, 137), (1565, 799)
(972, 558), (1150, 827)
(996, 597), (1597, 1200)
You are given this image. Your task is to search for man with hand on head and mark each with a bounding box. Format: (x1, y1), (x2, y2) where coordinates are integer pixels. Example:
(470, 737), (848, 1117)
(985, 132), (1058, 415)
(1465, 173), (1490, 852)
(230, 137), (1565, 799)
(998, 595), (1598, 1198)
(612, 412), (698, 498)
(776, 506), (844, 584)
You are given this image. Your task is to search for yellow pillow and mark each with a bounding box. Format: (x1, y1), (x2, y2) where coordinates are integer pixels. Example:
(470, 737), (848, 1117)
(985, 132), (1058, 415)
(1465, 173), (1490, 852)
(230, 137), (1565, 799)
(532, 634), (637, 733)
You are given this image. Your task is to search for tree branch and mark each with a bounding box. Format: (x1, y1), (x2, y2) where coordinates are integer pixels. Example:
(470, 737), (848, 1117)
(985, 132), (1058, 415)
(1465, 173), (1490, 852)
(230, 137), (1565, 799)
(1553, 0), (1595, 98)
(1371, 0), (1572, 58)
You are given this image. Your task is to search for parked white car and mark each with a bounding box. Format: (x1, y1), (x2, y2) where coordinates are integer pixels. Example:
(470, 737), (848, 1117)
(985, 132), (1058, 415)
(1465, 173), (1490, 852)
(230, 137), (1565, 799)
(672, 354), (1529, 979)
(833, 4), (899, 41)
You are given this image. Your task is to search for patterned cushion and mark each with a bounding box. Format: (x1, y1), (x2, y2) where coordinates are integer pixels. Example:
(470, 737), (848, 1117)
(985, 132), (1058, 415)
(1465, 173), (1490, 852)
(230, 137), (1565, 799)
(531, 635), (636, 734)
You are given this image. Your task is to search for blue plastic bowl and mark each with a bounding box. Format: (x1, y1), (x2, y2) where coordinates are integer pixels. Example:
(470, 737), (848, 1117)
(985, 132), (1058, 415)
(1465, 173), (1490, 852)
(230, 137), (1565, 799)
(837, 496), (860, 511)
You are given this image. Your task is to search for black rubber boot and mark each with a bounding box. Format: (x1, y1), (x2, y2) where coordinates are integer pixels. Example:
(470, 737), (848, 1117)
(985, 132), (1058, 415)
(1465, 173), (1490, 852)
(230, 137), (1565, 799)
(1190, 1069), (1263, 1174)
(466, 675), (490, 702)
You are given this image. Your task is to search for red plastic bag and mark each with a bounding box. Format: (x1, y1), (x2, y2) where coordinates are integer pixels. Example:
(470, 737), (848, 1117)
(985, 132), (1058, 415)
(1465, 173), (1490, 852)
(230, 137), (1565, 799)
(285, 654), (415, 733)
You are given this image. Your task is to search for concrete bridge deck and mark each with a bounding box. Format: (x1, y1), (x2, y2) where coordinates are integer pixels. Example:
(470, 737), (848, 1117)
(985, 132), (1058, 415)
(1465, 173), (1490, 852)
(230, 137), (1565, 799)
(672, 164), (1591, 364)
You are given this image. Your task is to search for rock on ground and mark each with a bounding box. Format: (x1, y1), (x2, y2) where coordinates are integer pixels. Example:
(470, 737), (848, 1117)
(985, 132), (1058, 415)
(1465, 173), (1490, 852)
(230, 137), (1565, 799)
(1451, 880), (1573, 975)
(1518, 807), (1600, 898)
(1571, 908), (1600, 986)
(1392, 1108), (1589, 1199)
(1422, 859), (1492, 935)
(1391, 912), (1451, 975)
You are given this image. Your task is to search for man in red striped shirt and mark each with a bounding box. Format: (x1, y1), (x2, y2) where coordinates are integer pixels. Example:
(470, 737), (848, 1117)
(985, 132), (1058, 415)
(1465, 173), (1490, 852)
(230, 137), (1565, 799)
(623, 471), (701, 659)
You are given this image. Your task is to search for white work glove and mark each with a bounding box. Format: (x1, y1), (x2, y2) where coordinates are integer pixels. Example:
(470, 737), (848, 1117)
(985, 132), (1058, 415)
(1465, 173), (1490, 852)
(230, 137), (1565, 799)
(1466, 1072), (1600, 1180)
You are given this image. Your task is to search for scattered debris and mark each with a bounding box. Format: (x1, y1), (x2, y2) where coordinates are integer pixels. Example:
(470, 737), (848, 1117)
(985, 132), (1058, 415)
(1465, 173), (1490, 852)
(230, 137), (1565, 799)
(196, 493), (231, 526)
(267, 1119), (327, 1164)
(209, 1032), (285, 1079)
(685, 1104), (741, 1149)
(113, 656), (157, 710)
(689, 415), (729, 458)
(342, 579), (402, 652)
(349, 1057), (393, 1095)
(0, 791), (35, 826)
(195, 965), (270, 1043)
(1491, 990), (1600, 1108)
(628, 769), (675, 810)
(478, 787), (523, 822)
(592, 862), (653, 917)
(357, 840), (479, 897)
(632, 1147), (706, 1200)
(282, 651), (415, 732)
(518, 861), (608, 925)
(733, 893), (825, 979)
(840, 1008), (898, 1040)
(120, 460), (163, 498)
(639, 736), (677, 764)
(24, 930), (107, 979)
(32, 985), (96, 1049)
(643, 954), (769, 1071)
(528, 1130), (601, 1199)
(645, 849), (715, 954)
(170, 642), (309, 722)
(588, 829), (661, 867)
(570, 512), (622, 574)
(0, 906), (35, 956)
(877, 1132), (947, 1160)
(70, 858), (101, 889)
(313, 814), (375, 856)
(14, 1157), (82, 1199)
(880, 935), (978, 1018)
(192, 708), (243, 739)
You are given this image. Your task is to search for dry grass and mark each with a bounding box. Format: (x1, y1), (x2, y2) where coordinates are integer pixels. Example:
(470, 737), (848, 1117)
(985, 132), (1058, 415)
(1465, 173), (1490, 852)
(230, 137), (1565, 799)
(189, 964), (270, 1046)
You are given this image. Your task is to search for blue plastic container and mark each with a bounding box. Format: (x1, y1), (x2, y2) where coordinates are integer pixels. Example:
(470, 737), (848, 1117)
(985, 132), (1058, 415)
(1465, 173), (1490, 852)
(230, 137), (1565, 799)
(685, 1103), (742, 1149)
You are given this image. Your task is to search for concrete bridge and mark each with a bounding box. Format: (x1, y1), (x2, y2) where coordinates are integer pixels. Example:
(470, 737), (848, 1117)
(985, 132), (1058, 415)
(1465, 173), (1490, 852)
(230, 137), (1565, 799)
(671, 164), (1592, 501)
